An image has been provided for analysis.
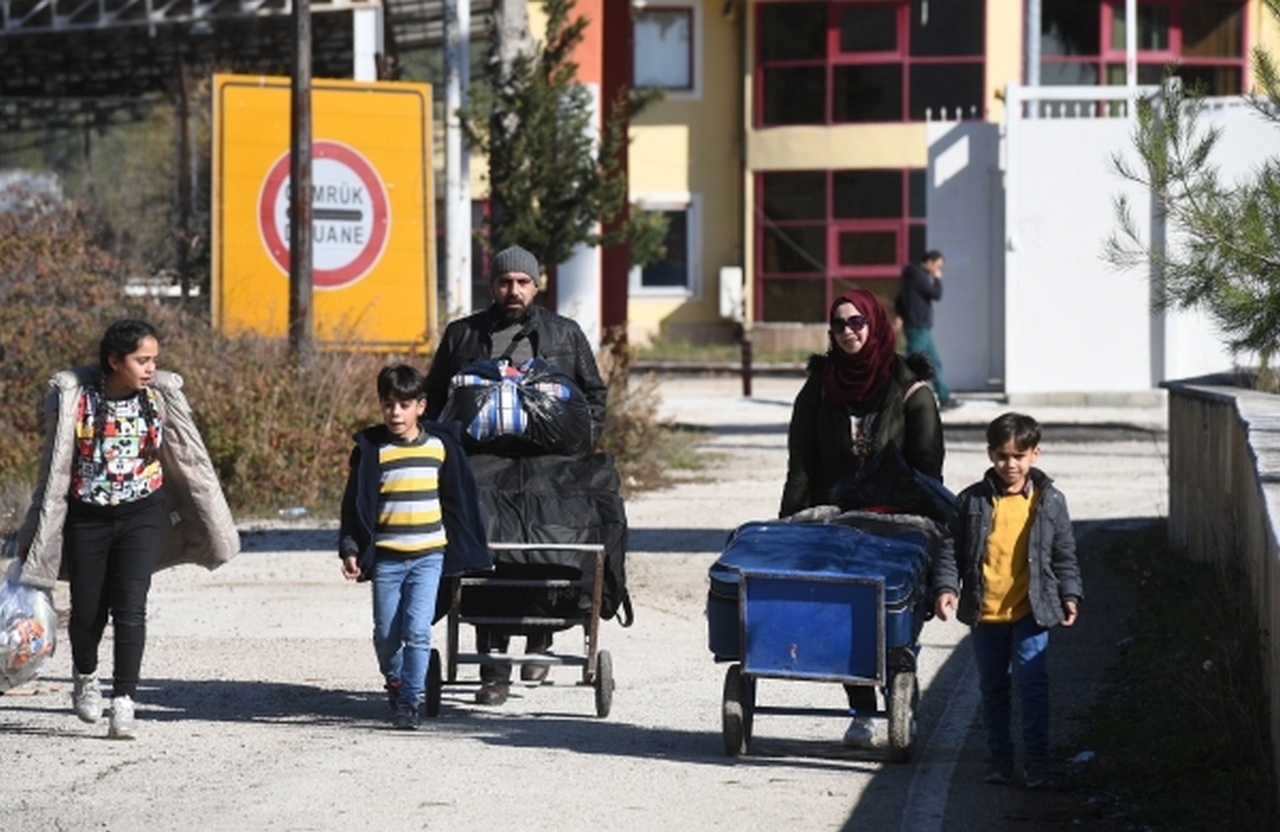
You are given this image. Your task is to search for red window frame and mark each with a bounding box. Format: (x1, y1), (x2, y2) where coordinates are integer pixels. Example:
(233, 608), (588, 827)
(754, 0), (986, 127)
(755, 168), (925, 323)
(1041, 0), (1247, 93)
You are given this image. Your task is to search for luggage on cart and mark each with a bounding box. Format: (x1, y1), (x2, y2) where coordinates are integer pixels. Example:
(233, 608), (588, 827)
(433, 452), (630, 718)
(466, 452), (631, 625)
(707, 514), (936, 762)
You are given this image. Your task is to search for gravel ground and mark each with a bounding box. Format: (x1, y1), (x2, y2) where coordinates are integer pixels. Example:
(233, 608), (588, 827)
(0, 375), (1168, 831)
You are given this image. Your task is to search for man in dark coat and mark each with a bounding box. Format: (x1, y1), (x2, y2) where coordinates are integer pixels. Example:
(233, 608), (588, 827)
(424, 245), (608, 705)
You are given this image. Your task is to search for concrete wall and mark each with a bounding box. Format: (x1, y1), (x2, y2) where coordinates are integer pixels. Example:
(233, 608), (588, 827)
(1167, 379), (1280, 810)
(925, 120), (1002, 392)
(1002, 91), (1156, 395)
(925, 86), (1275, 399)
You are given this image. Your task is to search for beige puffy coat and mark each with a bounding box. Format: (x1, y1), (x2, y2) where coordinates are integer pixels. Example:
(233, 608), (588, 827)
(16, 367), (240, 589)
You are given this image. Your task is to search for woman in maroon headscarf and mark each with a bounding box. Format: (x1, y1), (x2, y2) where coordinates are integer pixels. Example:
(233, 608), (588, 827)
(779, 288), (944, 747)
(780, 288), (944, 518)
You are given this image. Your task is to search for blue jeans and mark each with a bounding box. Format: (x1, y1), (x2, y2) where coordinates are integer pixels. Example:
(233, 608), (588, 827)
(903, 326), (951, 403)
(971, 615), (1050, 760)
(371, 553), (444, 708)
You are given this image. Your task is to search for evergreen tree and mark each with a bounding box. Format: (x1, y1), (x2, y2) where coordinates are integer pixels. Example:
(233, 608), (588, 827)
(460, 0), (660, 294)
(1106, 0), (1280, 388)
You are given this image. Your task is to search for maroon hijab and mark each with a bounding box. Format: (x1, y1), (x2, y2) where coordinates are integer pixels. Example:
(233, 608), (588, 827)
(821, 289), (897, 406)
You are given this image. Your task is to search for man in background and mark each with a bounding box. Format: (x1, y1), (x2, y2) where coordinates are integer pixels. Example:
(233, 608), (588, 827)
(897, 250), (958, 410)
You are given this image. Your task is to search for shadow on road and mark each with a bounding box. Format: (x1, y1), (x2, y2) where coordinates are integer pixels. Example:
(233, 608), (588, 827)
(238, 527), (336, 552)
(841, 516), (1158, 831)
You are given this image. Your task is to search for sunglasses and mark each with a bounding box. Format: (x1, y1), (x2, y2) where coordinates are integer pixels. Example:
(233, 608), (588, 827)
(830, 314), (868, 333)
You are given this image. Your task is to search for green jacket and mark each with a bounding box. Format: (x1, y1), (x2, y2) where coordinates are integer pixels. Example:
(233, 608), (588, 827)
(780, 353), (944, 517)
(16, 367), (240, 589)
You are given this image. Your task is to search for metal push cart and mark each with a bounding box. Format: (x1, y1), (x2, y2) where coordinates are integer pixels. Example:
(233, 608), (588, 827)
(426, 541), (616, 718)
(708, 514), (936, 763)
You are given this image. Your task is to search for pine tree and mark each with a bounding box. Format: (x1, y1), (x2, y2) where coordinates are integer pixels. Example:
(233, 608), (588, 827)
(460, 0), (658, 297)
(1106, 0), (1280, 388)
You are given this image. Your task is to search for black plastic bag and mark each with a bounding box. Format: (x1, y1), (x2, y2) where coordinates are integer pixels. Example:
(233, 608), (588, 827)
(829, 442), (957, 525)
(440, 357), (592, 457)
(462, 452), (632, 626)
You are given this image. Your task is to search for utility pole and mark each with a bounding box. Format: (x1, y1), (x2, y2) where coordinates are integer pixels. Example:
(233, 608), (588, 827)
(1024, 0), (1040, 116)
(289, 0), (315, 363)
(175, 53), (193, 306)
(444, 0), (472, 319)
(1125, 0), (1137, 89)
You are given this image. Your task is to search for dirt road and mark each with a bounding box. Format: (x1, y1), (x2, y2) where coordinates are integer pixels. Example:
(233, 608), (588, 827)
(0, 375), (1167, 831)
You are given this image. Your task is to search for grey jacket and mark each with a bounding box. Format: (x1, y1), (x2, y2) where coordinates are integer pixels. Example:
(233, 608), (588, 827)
(16, 367), (240, 589)
(932, 468), (1082, 628)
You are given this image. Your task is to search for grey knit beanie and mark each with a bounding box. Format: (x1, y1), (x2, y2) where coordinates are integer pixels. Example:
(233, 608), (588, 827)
(489, 245), (540, 280)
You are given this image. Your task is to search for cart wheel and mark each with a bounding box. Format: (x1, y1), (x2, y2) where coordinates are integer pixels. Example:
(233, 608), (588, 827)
(887, 670), (919, 763)
(722, 663), (755, 757)
(593, 650), (614, 718)
(424, 648), (443, 718)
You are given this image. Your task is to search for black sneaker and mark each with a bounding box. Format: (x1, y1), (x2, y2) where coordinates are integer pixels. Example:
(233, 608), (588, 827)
(983, 756), (1014, 785)
(393, 702), (420, 730)
(1023, 757), (1052, 789)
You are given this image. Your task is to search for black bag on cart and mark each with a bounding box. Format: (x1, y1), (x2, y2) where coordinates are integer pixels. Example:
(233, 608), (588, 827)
(461, 452), (633, 628)
(830, 442), (957, 525)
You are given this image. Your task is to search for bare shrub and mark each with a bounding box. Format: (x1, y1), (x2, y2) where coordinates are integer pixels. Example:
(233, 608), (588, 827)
(0, 201), (147, 481)
(2, 202), (700, 524)
(0, 201), (388, 519)
(159, 330), (387, 517)
(599, 349), (703, 498)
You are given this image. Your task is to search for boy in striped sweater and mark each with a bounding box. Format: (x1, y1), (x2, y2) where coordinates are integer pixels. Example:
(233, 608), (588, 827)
(340, 365), (490, 729)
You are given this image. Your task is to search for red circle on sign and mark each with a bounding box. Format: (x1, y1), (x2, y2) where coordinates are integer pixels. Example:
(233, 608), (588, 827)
(258, 141), (390, 289)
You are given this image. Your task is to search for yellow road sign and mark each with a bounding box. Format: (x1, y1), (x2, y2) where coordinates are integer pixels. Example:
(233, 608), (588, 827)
(213, 74), (435, 350)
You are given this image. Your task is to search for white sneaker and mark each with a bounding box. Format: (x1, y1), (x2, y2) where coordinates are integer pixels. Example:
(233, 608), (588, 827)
(108, 696), (137, 740)
(72, 670), (102, 723)
(842, 716), (875, 748)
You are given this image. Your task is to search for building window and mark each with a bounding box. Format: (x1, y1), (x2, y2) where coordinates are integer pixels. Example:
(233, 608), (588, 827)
(756, 169), (924, 323)
(631, 195), (699, 296)
(1041, 0), (1246, 95)
(755, 0), (985, 126)
(635, 3), (699, 96)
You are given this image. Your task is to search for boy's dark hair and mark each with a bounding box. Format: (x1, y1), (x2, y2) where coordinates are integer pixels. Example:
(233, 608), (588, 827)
(921, 249), (944, 264)
(987, 411), (1041, 451)
(377, 364), (426, 402)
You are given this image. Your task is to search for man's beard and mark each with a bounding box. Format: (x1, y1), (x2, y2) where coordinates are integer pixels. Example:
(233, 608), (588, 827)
(495, 301), (529, 324)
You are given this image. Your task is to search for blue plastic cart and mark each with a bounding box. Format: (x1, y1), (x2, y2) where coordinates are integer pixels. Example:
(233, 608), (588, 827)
(707, 512), (939, 762)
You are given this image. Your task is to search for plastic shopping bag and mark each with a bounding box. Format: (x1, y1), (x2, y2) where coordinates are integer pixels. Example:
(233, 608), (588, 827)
(441, 357), (592, 456)
(0, 559), (57, 692)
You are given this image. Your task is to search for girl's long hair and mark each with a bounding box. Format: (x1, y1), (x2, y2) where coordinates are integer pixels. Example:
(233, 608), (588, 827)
(94, 319), (162, 460)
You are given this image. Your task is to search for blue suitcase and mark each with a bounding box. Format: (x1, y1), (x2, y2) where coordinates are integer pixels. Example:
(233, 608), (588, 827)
(707, 520), (931, 672)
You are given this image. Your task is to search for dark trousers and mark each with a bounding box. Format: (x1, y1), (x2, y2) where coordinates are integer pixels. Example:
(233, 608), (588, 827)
(63, 494), (165, 698)
(477, 627), (553, 682)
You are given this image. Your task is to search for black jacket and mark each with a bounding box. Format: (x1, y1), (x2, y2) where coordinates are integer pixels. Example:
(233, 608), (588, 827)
(780, 353), (943, 517)
(897, 262), (943, 329)
(424, 305), (608, 449)
(932, 467), (1082, 628)
(338, 421), (492, 581)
